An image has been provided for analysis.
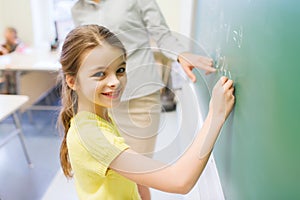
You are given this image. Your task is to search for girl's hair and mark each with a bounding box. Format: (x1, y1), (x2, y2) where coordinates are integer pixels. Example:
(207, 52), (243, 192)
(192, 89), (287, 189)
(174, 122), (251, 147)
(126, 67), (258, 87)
(58, 24), (126, 178)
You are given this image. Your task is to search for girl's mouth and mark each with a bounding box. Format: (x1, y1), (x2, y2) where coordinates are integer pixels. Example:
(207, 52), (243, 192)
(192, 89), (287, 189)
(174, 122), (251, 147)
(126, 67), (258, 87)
(101, 90), (121, 99)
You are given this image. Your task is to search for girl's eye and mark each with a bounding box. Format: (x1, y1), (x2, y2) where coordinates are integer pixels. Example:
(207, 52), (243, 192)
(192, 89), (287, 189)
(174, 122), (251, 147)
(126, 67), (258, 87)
(117, 67), (126, 74)
(93, 71), (105, 77)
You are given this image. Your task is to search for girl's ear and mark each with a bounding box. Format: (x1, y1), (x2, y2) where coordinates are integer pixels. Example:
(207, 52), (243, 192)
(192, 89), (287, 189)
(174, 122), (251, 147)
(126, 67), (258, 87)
(66, 75), (76, 90)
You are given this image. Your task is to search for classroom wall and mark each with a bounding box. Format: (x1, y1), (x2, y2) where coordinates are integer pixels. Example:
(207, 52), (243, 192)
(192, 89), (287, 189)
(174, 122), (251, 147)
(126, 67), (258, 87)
(0, 0), (55, 46)
(156, 0), (194, 38)
(192, 0), (300, 199)
(0, 1), (3, 42)
(156, 0), (181, 32)
(0, 0), (185, 47)
(0, 0), (34, 44)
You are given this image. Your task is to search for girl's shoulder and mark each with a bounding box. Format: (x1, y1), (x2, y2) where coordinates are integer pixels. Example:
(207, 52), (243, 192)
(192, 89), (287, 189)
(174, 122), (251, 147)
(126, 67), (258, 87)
(71, 111), (119, 136)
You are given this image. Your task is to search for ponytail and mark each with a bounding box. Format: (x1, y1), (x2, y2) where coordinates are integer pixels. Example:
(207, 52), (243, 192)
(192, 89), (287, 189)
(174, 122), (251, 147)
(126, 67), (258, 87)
(58, 77), (77, 178)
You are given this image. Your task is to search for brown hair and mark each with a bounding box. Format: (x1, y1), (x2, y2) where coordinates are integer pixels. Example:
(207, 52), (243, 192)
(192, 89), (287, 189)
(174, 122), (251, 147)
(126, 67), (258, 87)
(58, 24), (126, 178)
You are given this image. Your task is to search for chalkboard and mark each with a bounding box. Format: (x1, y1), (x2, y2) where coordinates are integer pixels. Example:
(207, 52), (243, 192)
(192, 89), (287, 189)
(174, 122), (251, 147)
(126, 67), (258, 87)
(192, 0), (300, 199)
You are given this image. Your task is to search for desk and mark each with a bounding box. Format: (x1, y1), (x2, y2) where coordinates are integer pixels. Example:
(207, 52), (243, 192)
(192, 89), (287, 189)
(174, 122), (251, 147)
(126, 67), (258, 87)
(0, 48), (61, 71)
(0, 48), (61, 111)
(0, 94), (32, 166)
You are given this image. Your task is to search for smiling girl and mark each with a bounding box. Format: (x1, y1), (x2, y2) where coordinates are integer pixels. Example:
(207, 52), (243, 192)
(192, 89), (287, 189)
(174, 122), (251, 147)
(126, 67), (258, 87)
(58, 25), (235, 200)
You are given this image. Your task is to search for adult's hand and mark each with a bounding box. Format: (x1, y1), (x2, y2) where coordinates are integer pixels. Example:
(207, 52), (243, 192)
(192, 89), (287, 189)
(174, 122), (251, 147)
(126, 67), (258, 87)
(177, 52), (216, 82)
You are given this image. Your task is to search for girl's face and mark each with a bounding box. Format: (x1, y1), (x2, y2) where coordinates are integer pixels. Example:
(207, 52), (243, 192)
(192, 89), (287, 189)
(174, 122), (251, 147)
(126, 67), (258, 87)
(73, 44), (126, 113)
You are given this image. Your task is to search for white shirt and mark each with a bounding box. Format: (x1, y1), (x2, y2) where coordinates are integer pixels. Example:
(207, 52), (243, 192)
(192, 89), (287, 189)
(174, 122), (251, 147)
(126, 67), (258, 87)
(72, 0), (188, 100)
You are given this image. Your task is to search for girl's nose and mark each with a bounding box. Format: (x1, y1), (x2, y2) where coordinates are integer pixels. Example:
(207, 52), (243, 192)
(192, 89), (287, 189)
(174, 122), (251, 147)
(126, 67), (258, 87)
(107, 74), (120, 88)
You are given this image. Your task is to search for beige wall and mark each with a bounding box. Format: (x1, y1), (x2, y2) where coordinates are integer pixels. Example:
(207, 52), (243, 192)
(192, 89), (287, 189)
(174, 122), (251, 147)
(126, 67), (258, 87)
(156, 0), (181, 32)
(0, 0), (3, 42)
(0, 0), (192, 46)
(0, 0), (55, 46)
(156, 0), (194, 49)
(156, 0), (194, 38)
(0, 0), (34, 44)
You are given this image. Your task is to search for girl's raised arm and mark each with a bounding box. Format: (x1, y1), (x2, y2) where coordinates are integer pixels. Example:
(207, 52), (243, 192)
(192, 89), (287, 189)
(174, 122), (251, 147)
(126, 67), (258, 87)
(110, 76), (235, 194)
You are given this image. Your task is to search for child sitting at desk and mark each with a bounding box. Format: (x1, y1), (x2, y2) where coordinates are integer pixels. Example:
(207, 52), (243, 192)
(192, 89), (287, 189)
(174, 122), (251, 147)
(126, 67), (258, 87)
(0, 27), (23, 94)
(0, 27), (21, 55)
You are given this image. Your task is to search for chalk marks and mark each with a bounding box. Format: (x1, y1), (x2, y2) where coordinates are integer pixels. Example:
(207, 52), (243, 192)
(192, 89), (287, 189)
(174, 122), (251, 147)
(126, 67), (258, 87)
(214, 48), (232, 79)
(233, 26), (243, 48)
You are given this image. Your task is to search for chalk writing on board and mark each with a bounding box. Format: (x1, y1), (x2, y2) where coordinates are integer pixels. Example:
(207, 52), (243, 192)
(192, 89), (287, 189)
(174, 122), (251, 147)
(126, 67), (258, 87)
(232, 26), (243, 48)
(214, 48), (231, 78)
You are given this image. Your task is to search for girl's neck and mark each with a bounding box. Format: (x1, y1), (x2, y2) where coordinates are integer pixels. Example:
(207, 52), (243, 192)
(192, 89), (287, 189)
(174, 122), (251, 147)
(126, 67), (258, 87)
(77, 103), (110, 123)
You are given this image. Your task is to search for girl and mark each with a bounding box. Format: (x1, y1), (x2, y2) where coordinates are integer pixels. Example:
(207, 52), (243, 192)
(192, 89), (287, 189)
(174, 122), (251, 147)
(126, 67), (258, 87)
(59, 25), (235, 200)
(72, 1), (216, 198)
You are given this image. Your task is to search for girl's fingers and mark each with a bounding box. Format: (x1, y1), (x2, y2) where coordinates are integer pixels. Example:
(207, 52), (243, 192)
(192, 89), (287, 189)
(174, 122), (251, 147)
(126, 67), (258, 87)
(229, 86), (235, 94)
(228, 87), (235, 97)
(220, 76), (229, 85)
(223, 79), (233, 90)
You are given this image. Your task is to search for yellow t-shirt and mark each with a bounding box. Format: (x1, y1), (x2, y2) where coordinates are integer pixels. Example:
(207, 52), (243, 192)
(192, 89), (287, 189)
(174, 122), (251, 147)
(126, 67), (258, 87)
(67, 111), (141, 200)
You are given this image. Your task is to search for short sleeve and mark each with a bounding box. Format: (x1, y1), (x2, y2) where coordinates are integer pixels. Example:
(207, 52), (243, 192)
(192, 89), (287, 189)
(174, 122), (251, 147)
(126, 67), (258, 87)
(72, 113), (129, 177)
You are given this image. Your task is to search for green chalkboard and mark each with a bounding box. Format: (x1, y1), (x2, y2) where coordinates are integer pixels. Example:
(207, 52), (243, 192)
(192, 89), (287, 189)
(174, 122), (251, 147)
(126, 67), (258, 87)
(192, 0), (300, 199)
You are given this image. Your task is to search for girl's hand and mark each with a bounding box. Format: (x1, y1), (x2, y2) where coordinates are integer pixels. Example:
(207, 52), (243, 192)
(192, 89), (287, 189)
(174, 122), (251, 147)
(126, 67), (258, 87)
(209, 76), (235, 121)
(177, 52), (216, 82)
